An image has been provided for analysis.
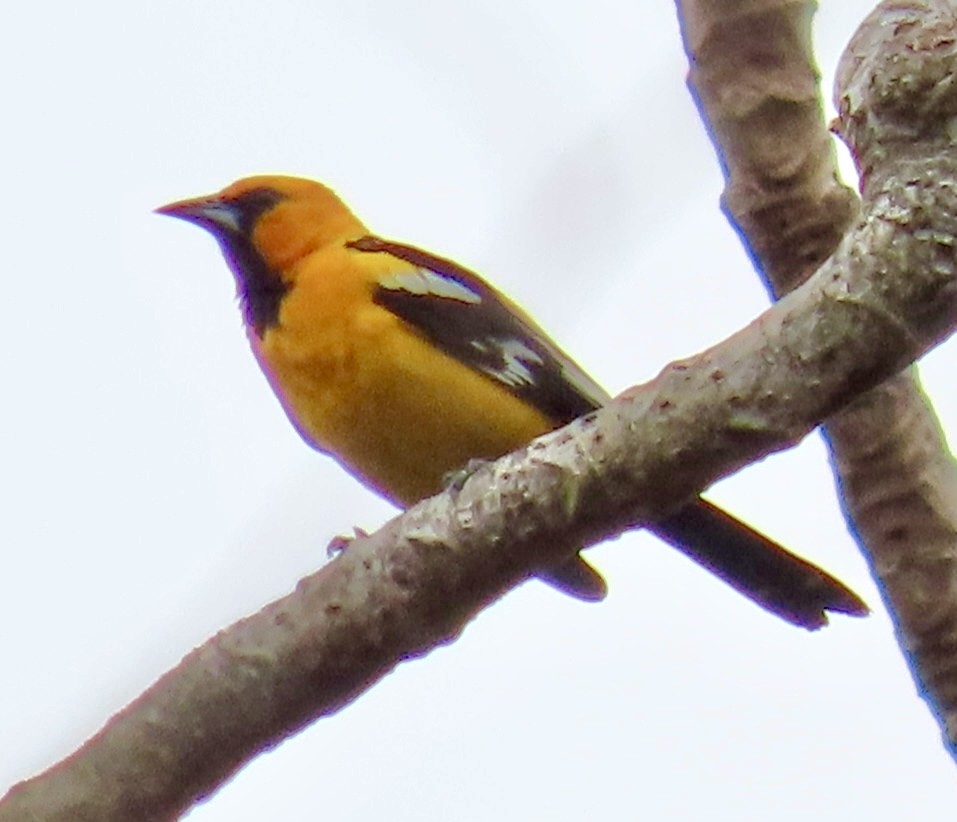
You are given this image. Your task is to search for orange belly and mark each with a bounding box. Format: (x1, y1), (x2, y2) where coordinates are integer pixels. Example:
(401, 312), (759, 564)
(254, 275), (553, 506)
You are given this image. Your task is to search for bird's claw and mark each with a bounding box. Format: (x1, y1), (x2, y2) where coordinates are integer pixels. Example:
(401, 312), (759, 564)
(326, 526), (370, 558)
(442, 458), (491, 494)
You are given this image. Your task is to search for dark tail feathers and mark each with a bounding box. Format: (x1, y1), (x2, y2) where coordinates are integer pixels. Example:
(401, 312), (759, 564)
(537, 498), (867, 630)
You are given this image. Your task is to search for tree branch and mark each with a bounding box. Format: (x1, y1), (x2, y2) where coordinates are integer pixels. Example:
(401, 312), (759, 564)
(6, 121), (957, 814)
(676, 0), (957, 755)
(6, 2), (957, 818)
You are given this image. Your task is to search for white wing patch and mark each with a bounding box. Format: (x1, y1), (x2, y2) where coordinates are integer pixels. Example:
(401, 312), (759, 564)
(472, 337), (545, 387)
(378, 268), (482, 304)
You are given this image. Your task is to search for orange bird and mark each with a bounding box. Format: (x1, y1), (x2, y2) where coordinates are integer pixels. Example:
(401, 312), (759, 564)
(157, 175), (866, 628)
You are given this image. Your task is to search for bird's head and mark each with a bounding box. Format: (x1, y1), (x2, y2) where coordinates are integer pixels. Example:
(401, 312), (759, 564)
(157, 175), (366, 335)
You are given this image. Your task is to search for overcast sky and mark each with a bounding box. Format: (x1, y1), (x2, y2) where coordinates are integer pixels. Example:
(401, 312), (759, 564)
(3, 2), (956, 820)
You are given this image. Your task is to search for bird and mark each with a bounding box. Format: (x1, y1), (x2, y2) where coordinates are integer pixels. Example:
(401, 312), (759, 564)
(156, 175), (867, 628)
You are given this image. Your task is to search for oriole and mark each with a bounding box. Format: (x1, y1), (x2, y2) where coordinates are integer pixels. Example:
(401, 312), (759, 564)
(157, 175), (866, 628)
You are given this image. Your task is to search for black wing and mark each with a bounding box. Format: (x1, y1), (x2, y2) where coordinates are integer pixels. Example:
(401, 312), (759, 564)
(348, 235), (609, 424)
(346, 236), (867, 626)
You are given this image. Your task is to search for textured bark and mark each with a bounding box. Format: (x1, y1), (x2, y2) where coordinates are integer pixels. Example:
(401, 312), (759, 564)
(6, 3), (957, 819)
(678, 0), (858, 297)
(6, 136), (957, 813)
(677, 0), (957, 754)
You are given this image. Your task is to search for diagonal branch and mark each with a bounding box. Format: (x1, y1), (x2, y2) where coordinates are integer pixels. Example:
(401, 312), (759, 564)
(7, 3), (957, 818)
(6, 95), (957, 813)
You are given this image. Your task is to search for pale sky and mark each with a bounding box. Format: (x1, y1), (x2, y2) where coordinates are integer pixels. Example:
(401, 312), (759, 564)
(3, 2), (956, 820)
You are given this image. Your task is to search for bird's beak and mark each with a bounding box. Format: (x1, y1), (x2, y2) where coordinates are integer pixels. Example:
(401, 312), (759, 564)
(155, 195), (242, 234)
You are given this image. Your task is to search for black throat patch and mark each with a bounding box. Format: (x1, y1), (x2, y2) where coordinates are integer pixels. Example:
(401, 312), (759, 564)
(215, 189), (289, 337)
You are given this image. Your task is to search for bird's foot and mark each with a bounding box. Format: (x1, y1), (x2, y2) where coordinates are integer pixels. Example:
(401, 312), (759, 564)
(326, 526), (370, 558)
(442, 458), (492, 494)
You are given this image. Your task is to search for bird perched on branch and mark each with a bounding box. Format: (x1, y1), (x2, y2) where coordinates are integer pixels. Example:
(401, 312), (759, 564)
(157, 175), (866, 629)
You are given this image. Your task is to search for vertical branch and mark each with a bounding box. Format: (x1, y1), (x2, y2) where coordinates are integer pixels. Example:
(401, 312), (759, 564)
(675, 0), (957, 755)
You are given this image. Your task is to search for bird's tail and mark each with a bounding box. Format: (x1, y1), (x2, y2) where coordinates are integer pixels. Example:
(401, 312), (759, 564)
(649, 498), (868, 629)
(537, 555), (608, 602)
(537, 498), (867, 630)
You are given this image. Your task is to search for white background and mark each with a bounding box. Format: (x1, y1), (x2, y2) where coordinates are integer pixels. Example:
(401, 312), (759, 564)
(3, 2), (955, 819)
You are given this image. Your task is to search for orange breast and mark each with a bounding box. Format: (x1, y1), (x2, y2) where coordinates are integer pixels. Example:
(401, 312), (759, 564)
(252, 247), (554, 506)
